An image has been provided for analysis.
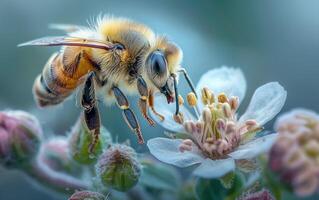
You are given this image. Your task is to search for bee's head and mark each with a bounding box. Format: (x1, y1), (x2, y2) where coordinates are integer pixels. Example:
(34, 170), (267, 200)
(145, 38), (183, 103)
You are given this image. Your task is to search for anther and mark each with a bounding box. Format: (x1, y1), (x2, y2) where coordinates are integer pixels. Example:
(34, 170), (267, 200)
(218, 93), (228, 103)
(182, 139), (193, 146)
(184, 121), (193, 133)
(178, 95), (184, 106)
(201, 87), (214, 105)
(173, 112), (184, 124)
(187, 92), (197, 107)
(229, 96), (239, 111)
(179, 144), (192, 152)
(225, 121), (236, 135)
(196, 121), (204, 134)
(187, 92), (200, 119)
(245, 119), (258, 131)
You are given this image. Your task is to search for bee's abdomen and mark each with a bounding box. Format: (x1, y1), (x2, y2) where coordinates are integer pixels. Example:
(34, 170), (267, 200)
(33, 50), (95, 107)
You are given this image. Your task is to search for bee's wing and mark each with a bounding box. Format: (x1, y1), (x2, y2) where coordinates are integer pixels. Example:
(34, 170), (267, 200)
(18, 36), (115, 51)
(49, 24), (88, 33)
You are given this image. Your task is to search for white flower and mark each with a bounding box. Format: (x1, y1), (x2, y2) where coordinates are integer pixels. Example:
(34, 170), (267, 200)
(147, 67), (287, 178)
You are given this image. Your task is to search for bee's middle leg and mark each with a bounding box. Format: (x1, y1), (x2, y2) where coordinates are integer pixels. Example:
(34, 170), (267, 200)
(112, 86), (144, 144)
(81, 72), (101, 153)
(136, 76), (155, 126)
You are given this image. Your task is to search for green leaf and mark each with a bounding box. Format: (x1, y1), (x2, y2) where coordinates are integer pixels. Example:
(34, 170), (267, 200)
(195, 178), (227, 200)
(139, 160), (181, 192)
(225, 172), (245, 200)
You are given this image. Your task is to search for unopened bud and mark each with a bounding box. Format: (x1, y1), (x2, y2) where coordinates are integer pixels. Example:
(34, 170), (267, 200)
(69, 115), (112, 165)
(39, 137), (79, 175)
(187, 92), (197, 107)
(0, 110), (42, 168)
(69, 190), (105, 200)
(96, 144), (141, 191)
(201, 87), (214, 105)
(218, 93), (228, 103)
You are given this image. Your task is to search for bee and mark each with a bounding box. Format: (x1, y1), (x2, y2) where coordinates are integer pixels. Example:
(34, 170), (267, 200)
(19, 16), (197, 151)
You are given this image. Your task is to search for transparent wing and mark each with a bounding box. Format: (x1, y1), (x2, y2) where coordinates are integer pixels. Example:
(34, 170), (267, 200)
(18, 36), (116, 51)
(49, 24), (88, 33)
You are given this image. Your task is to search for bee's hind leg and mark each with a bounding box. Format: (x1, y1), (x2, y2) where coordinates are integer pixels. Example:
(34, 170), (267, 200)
(81, 71), (101, 153)
(136, 76), (155, 126)
(112, 86), (144, 144)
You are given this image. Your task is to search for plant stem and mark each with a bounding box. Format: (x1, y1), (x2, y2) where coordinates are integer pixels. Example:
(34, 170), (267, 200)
(24, 158), (89, 194)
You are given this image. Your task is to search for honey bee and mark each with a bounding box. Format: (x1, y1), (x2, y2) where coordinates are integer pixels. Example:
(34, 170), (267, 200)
(19, 16), (196, 151)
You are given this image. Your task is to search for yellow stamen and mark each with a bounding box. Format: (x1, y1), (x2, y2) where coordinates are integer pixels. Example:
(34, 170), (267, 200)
(218, 93), (228, 103)
(201, 87), (214, 105)
(178, 95), (184, 106)
(187, 92), (197, 107)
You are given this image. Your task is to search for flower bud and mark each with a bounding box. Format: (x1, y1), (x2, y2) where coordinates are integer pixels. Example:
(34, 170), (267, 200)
(269, 109), (319, 197)
(96, 144), (141, 191)
(69, 190), (105, 200)
(39, 137), (80, 175)
(0, 110), (42, 168)
(69, 115), (112, 165)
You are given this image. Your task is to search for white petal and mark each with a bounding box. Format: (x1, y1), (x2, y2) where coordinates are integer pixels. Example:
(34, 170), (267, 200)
(149, 95), (195, 133)
(147, 137), (204, 167)
(193, 158), (235, 178)
(229, 133), (278, 160)
(195, 67), (247, 110)
(239, 82), (287, 126)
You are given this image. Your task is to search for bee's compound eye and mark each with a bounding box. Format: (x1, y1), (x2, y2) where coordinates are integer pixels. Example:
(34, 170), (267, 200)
(150, 51), (167, 75)
(146, 51), (168, 88)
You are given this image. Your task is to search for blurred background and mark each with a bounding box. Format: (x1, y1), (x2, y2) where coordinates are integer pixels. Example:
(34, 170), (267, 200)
(0, 0), (318, 199)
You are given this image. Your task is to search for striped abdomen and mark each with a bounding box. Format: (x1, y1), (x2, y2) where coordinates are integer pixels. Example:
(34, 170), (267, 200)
(33, 47), (96, 107)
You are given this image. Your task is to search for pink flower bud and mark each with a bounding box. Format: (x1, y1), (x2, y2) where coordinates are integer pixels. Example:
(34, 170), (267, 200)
(0, 110), (42, 168)
(269, 109), (319, 197)
(39, 137), (80, 175)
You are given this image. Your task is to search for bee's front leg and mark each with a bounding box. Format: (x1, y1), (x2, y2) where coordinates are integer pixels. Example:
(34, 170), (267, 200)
(81, 71), (100, 153)
(148, 90), (165, 121)
(137, 76), (155, 126)
(112, 86), (144, 144)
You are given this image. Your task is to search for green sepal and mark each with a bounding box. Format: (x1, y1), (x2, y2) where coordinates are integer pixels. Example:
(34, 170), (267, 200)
(69, 118), (112, 165)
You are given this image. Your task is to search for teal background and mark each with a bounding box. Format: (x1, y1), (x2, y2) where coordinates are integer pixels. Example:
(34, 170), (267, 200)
(0, 0), (318, 199)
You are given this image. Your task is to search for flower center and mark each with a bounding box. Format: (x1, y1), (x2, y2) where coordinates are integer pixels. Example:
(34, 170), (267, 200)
(178, 87), (260, 159)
